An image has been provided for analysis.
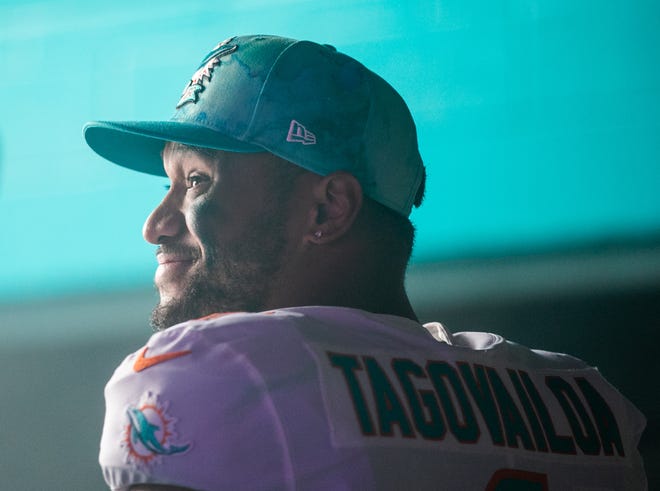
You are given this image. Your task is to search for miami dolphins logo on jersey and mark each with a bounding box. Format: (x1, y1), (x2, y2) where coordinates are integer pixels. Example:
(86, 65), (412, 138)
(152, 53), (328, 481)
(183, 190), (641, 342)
(176, 37), (238, 109)
(122, 391), (191, 466)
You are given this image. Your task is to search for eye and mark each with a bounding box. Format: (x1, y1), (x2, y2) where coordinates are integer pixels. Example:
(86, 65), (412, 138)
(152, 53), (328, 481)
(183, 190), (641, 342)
(186, 173), (211, 189)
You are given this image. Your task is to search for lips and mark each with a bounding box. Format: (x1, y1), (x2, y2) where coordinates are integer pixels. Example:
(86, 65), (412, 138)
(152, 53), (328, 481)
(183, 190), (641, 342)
(155, 245), (200, 264)
(155, 254), (195, 278)
(156, 254), (195, 265)
(154, 246), (200, 290)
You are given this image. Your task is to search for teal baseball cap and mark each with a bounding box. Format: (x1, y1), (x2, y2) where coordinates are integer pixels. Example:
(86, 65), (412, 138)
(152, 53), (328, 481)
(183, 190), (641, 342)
(83, 35), (424, 216)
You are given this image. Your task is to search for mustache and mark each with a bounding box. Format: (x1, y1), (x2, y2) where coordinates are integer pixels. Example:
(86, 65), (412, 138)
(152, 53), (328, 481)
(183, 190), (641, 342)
(155, 244), (202, 260)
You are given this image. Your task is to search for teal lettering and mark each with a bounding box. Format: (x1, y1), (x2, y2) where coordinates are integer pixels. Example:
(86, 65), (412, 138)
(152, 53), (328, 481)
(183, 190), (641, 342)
(520, 371), (575, 454)
(363, 356), (415, 437)
(576, 377), (625, 456)
(546, 376), (600, 455)
(458, 362), (505, 446)
(327, 352), (375, 435)
(487, 368), (535, 450)
(508, 370), (549, 452)
(427, 361), (480, 443)
(392, 358), (446, 440)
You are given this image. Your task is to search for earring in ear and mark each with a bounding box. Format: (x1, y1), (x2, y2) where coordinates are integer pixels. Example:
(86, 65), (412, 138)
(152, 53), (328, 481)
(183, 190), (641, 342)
(314, 230), (323, 239)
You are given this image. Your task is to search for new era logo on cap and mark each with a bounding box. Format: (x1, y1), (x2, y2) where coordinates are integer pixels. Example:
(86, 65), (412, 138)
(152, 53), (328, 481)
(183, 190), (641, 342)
(286, 120), (316, 145)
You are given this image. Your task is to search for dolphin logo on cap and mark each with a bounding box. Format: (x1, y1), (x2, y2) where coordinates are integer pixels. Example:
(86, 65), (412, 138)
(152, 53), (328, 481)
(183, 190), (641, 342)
(176, 37), (238, 109)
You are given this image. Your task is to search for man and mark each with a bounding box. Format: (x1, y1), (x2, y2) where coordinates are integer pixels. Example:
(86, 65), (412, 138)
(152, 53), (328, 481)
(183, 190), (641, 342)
(85, 35), (647, 490)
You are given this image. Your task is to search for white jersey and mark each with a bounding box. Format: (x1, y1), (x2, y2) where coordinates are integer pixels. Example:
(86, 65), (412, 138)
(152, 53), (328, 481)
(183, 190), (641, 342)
(100, 307), (647, 490)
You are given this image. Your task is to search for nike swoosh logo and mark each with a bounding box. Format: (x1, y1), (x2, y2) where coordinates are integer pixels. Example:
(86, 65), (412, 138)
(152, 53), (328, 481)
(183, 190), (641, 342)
(133, 347), (192, 372)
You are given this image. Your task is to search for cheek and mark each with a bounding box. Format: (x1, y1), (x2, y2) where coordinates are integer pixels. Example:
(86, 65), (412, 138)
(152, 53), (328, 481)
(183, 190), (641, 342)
(187, 194), (223, 246)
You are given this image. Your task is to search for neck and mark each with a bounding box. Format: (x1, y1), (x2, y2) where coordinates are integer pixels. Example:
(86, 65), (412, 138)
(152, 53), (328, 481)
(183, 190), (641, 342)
(265, 248), (418, 321)
(266, 284), (418, 321)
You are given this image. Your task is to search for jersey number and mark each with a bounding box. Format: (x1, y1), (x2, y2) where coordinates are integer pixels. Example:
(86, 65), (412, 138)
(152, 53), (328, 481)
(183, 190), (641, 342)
(486, 469), (549, 491)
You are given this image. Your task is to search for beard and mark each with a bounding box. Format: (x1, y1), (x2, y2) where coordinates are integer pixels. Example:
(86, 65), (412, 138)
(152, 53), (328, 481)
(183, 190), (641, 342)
(149, 203), (290, 332)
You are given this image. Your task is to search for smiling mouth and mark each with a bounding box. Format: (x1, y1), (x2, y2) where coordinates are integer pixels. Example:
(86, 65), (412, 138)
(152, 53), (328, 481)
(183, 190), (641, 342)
(154, 255), (197, 292)
(155, 257), (197, 282)
(154, 247), (201, 287)
(157, 256), (195, 265)
(155, 245), (201, 265)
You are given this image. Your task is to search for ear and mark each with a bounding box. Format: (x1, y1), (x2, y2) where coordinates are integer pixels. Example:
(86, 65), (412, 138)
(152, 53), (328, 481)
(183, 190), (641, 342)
(305, 171), (363, 244)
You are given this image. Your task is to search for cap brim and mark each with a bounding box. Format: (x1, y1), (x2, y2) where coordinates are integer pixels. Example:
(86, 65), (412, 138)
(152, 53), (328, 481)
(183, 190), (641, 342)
(83, 121), (264, 176)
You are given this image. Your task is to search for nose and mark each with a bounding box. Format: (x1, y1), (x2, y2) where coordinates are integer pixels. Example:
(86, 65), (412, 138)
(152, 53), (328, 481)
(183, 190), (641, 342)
(142, 194), (185, 244)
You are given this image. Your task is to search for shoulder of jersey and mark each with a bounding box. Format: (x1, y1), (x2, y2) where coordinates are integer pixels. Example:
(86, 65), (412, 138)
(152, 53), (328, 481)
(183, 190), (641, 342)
(163, 309), (306, 340)
(120, 310), (306, 371)
(191, 309), (303, 327)
(452, 331), (593, 371)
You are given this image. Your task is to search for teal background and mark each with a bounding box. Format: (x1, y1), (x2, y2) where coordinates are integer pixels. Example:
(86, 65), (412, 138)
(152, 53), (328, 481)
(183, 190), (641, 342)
(0, 1), (659, 489)
(1, 0), (658, 302)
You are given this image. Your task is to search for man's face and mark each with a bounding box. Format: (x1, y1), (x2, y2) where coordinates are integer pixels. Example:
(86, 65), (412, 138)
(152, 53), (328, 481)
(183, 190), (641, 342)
(143, 144), (300, 330)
